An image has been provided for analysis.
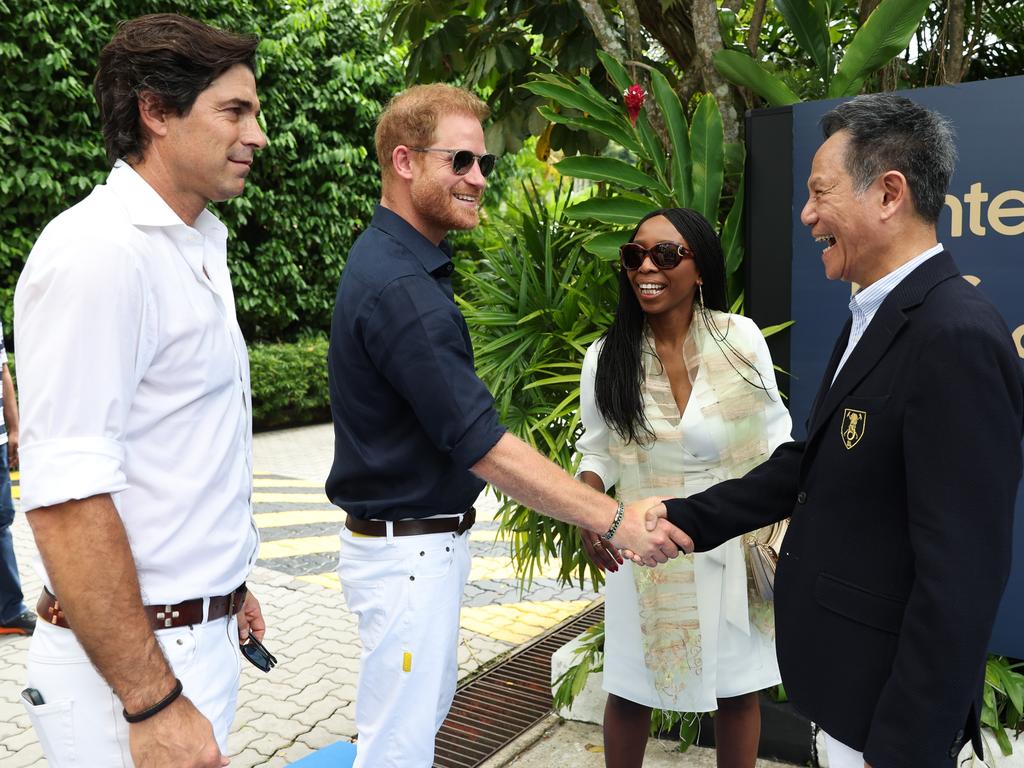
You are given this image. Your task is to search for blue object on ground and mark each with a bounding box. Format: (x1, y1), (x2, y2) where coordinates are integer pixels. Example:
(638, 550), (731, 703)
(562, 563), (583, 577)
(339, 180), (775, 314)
(287, 741), (356, 767)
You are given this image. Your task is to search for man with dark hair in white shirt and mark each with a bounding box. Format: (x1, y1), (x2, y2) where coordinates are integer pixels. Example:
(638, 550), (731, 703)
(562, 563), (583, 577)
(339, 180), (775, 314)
(15, 14), (268, 768)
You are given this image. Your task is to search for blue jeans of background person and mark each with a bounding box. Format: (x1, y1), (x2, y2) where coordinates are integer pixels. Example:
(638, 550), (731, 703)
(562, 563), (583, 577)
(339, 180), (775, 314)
(0, 443), (26, 623)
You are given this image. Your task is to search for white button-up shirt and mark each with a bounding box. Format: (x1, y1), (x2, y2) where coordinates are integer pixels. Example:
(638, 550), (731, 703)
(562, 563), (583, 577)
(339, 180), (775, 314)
(15, 161), (258, 604)
(831, 243), (944, 384)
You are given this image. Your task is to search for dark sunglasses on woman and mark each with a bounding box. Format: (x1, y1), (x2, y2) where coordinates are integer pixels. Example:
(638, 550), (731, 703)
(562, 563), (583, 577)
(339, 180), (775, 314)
(409, 147), (497, 177)
(619, 241), (696, 271)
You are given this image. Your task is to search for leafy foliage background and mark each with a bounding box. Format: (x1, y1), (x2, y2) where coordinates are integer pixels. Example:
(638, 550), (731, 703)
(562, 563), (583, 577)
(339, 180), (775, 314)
(0, 0), (403, 342)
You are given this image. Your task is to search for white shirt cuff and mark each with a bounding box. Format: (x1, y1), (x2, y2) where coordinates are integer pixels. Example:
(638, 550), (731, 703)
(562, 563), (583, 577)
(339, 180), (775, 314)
(20, 437), (128, 511)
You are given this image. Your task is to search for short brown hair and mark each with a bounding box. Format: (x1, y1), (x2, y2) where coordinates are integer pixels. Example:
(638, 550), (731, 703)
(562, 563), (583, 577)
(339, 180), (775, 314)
(375, 84), (489, 186)
(94, 13), (258, 164)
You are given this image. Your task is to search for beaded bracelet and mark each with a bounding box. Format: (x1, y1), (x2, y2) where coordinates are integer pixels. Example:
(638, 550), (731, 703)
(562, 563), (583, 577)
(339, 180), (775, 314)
(123, 678), (183, 723)
(600, 500), (625, 542)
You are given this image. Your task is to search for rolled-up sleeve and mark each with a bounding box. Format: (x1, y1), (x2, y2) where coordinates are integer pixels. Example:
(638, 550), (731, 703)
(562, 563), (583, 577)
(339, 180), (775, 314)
(363, 275), (504, 469)
(574, 340), (618, 490)
(15, 232), (152, 511)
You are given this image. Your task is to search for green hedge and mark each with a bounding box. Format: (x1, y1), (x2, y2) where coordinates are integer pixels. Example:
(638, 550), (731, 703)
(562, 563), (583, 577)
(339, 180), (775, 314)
(0, 0), (402, 342)
(249, 338), (330, 431)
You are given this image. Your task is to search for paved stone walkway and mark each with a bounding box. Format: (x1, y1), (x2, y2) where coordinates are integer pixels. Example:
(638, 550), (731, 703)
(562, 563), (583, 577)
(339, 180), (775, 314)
(0, 423), (599, 767)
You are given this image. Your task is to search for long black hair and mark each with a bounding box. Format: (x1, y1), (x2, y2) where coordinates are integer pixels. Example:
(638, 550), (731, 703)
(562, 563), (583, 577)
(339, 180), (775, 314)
(593, 207), (765, 445)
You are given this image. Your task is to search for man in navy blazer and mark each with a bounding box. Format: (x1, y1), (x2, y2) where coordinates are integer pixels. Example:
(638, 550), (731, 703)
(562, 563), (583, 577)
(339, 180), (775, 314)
(646, 94), (1024, 766)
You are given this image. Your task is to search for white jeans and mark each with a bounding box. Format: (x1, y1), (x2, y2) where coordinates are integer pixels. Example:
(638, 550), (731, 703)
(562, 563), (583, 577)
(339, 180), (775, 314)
(824, 730), (866, 768)
(339, 524), (471, 768)
(23, 613), (242, 766)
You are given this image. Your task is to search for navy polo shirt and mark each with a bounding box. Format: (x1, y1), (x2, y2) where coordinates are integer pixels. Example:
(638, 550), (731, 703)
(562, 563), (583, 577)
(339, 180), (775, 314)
(326, 205), (506, 521)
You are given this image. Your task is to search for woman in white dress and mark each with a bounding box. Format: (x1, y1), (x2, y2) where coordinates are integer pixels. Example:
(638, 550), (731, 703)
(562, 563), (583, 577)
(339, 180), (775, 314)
(575, 208), (792, 767)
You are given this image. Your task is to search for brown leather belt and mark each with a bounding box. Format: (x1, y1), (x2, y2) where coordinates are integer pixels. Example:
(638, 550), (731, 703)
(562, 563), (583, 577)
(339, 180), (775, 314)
(37, 584), (248, 631)
(345, 508), (475, 537)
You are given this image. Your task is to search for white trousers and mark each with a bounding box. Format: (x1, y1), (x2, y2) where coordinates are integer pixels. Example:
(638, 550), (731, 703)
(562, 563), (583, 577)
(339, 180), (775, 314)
(338, 524), (471, 768)
(23, 614), (241, 766)
(824, 730), (866, 768)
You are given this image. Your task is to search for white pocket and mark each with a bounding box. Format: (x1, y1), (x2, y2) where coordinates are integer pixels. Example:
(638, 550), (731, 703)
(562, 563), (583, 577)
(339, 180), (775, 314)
(21, 697), (77, 766)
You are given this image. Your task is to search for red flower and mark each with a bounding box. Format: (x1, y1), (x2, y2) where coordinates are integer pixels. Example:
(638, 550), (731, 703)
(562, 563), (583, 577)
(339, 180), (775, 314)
(623, 84), (646, 126)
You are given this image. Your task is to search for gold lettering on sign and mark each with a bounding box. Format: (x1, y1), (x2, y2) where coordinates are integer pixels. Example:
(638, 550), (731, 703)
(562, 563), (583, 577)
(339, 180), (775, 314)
(944, 183), (1024, 237)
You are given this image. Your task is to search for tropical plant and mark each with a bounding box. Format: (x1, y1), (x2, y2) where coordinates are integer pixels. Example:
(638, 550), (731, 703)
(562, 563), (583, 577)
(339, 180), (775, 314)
(983, 655), (1024, 756)
(713, 0), (933, 105)
(460, 179), (619, 588)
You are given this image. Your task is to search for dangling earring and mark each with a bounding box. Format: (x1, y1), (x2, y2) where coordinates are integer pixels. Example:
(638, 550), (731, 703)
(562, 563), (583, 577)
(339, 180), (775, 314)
(697, 282), (704, 307)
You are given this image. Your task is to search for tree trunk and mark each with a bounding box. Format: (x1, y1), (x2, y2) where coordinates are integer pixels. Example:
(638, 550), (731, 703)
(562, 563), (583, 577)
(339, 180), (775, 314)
(575, 0), (628, 58)
(941, 0), (967, 83)
(747, 0), (768, 56)
(688, 0), (740, 141)
(858, 0), (881, 24)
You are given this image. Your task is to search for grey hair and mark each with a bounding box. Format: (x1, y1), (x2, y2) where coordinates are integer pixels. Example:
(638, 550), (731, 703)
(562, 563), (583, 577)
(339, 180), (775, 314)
(820, 93), (957, 223)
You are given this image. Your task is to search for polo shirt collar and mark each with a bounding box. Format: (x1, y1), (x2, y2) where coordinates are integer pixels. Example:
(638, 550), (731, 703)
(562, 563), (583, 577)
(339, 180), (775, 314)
(371, 204), (453, 276)
(106, 160), (227, 240)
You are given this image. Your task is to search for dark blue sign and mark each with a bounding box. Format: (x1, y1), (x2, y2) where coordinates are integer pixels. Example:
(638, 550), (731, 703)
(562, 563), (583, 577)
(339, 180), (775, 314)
(789, 77), (1024, 657)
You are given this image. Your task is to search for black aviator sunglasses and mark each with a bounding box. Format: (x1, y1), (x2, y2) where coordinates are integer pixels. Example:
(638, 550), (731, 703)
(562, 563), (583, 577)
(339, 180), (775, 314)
(619, 241), (696, 271)
(409, 147), (497, 178)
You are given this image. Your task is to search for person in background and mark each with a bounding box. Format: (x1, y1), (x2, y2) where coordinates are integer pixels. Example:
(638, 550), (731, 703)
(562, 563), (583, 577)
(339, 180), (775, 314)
(576, 208), (791, 767)
(0, 318), (33, 636)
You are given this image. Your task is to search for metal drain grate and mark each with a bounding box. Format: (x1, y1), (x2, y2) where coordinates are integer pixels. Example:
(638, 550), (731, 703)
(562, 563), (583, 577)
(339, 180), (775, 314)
(433, 600), (605, 768)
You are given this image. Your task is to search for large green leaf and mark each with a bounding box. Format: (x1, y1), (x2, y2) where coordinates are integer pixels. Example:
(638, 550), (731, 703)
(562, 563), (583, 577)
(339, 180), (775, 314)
(774, 0), (832, 84)
(713, 51), (802, 107)
(565, 196), (657, 225)
(828, 0), (931, 97)
(689, 95), (725, 224)
(522, 78), (621, 124)
(649, 69), (692, 207)
(583, 229), (634, 260)
(555, 156), (669, 195)
(595, 50), (632, 94)
(721, 179), (745, 279)
(536, 106), (642, 156)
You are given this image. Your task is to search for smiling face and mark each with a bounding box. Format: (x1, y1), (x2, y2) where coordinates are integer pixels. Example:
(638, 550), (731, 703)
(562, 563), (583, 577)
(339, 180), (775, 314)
(800, 130), (882, 285)
(626, 215), (701, 317)
(408, 113), (487, 242)
(153, 63), (267, 223)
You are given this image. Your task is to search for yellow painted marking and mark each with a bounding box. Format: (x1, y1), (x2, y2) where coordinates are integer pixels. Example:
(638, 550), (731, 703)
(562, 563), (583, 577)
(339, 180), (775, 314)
(461, 600), (592, 645)
(468, 529), (508, 543)
(259, 535), (336, 559)
(402, 652), (412, 672)
(254, 509), (344, 529)
(253, 478), (323, 489)
(253, 492), (330, 504)
(469, 556), (565, 582)
(298, 572), (340, 590)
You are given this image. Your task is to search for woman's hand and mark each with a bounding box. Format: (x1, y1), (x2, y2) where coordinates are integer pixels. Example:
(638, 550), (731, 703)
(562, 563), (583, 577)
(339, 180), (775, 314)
(577, 525), (623, 573)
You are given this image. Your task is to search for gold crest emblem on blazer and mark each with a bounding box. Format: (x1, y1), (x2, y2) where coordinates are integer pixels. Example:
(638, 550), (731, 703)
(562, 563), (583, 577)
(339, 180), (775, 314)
(841, 408), (866, 449)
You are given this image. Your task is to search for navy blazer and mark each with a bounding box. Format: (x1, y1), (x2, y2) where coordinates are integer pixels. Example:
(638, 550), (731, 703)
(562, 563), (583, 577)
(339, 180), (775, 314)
(665, 252), (1024, 767)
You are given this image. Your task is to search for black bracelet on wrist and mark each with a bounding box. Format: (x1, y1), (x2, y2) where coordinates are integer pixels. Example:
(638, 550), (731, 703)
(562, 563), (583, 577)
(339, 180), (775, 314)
(123, 678), (183, 723)
(600, 500), (625, 542)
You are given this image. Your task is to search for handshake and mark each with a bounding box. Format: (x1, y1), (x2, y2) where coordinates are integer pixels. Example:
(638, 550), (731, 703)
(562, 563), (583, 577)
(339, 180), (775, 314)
(582, 498), (693, 570)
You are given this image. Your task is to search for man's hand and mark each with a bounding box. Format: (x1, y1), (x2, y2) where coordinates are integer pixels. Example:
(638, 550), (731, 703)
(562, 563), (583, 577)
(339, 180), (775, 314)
(611, 496), (693, 566)
(577, 525), (622, 573)
(644, 501), (670, 531)
(130, 694), (227, 767)
(237, 590), (265, 644)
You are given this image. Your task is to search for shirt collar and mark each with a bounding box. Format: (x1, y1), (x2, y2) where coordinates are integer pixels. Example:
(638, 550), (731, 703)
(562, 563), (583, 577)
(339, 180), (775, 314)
(106, 160), (227, 241)
(371, 204), (454, 277)
(850, 243), (944, 321)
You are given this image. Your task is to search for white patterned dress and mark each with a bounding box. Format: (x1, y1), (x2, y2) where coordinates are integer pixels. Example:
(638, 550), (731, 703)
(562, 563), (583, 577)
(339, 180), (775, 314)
(576, 311), (792, 712)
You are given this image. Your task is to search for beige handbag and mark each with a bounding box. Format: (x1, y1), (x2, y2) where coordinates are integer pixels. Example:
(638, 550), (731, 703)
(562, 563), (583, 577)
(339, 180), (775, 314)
(745, 519), (789, 601)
